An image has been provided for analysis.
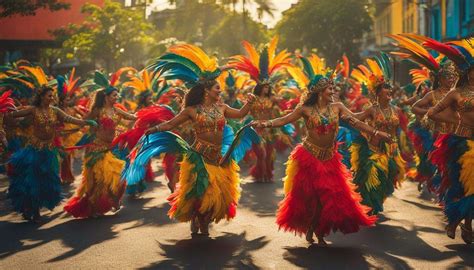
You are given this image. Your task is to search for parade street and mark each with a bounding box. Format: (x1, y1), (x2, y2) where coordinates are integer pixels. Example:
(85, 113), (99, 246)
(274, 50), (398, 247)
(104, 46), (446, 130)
(0, 153), (472, 270)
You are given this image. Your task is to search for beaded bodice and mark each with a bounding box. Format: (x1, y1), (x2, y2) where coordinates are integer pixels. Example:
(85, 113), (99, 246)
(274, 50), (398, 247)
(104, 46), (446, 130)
(305, 105), (339, 135)
(457, 87), (474, 113)
(372, 105), (399, 136)
(250, 98), (273, 118)
(30, 107), (60, 148)
(193, 104), (226, 135)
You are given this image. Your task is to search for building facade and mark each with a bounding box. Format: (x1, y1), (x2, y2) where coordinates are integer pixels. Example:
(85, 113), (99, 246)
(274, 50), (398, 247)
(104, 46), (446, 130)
(430, 0), (474, 40)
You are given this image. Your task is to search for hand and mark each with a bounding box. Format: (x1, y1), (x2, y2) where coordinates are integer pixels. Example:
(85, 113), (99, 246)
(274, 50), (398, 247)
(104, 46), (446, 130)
(426, 108), (434, 118)
(376, 131), (392, 143)
(250, 120), (264, 128)
(246, 93), (256, 104)
(85, 120), (98, 127)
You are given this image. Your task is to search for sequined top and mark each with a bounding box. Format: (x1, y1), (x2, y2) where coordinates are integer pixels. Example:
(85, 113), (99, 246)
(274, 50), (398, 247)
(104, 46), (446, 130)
(305, 105), (339, 135)
(30, 107), (60, 148)
(193, 104), (226, 135)
(456, 88), (474, 113)
(430, 91), (455, 134)
(250, 98), (273, 119)
(90, 108), (123, 150)
(371, 105), (399, 136)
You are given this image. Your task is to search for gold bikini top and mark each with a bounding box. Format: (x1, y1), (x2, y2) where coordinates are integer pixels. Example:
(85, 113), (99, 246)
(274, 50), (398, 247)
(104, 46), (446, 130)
(456, 87), (474, 113)
(250, 98), (273, 117)
(193, 104), (226, 135)
(305, 105), (339, 135)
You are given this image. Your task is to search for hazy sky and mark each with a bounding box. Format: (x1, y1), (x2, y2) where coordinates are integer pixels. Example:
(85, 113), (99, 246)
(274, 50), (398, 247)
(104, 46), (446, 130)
(149, 0), (299, 27)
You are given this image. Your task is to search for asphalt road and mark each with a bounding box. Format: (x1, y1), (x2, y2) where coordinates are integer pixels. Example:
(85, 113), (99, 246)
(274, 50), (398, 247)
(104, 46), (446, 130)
(0, 152), (473, 269)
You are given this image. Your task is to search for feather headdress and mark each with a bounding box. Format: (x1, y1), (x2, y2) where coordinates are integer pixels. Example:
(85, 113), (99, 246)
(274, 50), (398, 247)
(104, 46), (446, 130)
(0, 63), (52, 99)
(147, 44), (221, 88)
(287, 53), (332, 92)
(93, 67), (136, 94)
(351, 53), (392, 99)
(0, 90), (16, 113)
(57, 68), (81, 102)
(227, 36), (292, 85)
(423, 37), (474, 73)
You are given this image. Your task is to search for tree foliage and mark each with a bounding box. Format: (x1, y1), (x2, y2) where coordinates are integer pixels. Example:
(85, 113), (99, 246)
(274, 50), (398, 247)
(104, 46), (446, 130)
(0, 0), (70, 17)
(276, 0), (372, 65)
(49, 0), (156, 70)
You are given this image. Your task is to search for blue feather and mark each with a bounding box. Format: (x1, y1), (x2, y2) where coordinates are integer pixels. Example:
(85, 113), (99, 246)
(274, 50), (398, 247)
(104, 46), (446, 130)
(221, 125), (235, 156)
(75, 133), (96, 147)
(122, 132), (189, 186)
(281, 123), (296, 136)
(230, 126), (261, 163)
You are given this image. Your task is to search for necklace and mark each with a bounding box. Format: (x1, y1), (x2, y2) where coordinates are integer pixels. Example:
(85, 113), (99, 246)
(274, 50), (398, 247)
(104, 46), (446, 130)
(199, 103), (222, 120)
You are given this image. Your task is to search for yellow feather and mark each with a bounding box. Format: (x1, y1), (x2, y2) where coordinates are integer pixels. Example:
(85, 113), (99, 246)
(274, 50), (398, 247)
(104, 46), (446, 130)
(287, 66), (309, 90)
(241, 40), (260, 67)
(458, 140), (474, 196)
(283, 157), (298, 194)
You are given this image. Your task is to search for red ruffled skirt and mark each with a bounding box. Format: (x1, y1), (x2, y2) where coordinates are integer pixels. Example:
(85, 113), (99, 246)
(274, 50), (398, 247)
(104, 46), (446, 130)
(276, 144), (376, 237)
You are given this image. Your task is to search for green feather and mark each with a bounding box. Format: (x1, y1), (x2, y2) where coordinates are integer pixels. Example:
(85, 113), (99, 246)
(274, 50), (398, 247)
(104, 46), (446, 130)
(94, 71), (110, 88)
(299, 56), (315, 79)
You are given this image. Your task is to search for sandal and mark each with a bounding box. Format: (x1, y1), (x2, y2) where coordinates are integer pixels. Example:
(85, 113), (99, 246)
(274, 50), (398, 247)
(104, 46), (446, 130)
(460, 223), (472, 245)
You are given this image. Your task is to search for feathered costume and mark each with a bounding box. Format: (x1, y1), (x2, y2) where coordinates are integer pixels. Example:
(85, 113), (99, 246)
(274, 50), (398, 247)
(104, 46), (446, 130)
(423, 38), (474, 227)
(64, 70), (131, 218)
(124, 44), (260, 224)
(56, 68), (84, 184)
(276, 56), (376, 238)
(350, 54), (405, 214)
(228, 36), (293, 181)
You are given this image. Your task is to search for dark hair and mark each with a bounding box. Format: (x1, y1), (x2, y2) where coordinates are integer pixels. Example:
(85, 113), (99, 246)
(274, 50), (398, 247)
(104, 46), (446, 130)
(137, 92), (152, 109)
(32, 86), (54, 107)
(374, 83), (392, 95)
(253, 83), (272, 97)
(303, 91), (319, 107)
(456, 67), (474, 88)
(432, 75), (440, 89)
(90, 89), (117, 111)
(184, 80), (216, 107)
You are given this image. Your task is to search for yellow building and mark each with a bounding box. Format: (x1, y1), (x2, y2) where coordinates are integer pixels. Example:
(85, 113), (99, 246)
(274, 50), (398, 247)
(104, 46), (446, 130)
(373, 0), (424, 48)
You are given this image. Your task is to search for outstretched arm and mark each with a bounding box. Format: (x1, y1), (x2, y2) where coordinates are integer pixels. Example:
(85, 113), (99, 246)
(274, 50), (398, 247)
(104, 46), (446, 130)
(252, 106), (303, 128)
(224, 93), (256, 119)
(54, 107), (96, 126)
(116, 108), (137, 121)
(427, 90), (456, 119)
(146, 108), (191, 134)
(337, 103), (391, 142)
(411, 92), (432, 116)
(6, 106), (33, 118)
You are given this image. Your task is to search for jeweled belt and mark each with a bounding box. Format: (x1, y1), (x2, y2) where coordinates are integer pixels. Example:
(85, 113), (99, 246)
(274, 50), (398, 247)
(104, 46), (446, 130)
(191, 138), (222, 165)
(302, 139), (334, 161)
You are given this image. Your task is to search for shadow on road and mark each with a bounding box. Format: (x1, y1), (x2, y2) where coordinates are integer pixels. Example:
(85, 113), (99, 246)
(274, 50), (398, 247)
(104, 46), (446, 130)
(283, 245), (410, 270)
(142, 231), (269, 269)
(0, 182), (174, 262)
(238, 153), (287, 217)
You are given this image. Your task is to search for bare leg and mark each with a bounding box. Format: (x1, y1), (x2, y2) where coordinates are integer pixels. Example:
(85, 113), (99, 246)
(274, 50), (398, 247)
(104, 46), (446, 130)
(306, 201), (322, 244)
(460, 216), (472, 244)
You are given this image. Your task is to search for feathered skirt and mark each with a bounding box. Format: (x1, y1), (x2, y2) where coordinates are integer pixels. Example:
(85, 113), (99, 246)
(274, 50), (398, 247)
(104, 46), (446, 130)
(350, 138), (405, 214)
(8, 145), (62, 218)
(276, 144), (376, 237)
(168, 152), (240, 223)
(64, 147), (126, 218)
(407, 121), (436, 184)
(431, 135), (474, 224)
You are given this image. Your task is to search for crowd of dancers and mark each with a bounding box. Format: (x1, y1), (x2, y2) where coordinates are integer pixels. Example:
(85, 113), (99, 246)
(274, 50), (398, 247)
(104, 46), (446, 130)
(0, 34), (473, 246)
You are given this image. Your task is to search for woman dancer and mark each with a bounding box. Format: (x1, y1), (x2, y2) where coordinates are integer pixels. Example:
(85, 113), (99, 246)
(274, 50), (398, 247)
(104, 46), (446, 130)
(64, 71), (136, 218)
(123, 44), (259, 235)
(7, 86), (96, 222)
(253, 58), (389, 245)
(350, 54), (406, 215)
(228, 36), (292, 182)
(425, 38), (474, 244)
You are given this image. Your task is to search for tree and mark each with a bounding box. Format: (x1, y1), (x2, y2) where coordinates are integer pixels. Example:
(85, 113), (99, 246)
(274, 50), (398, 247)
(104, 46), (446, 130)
(206, 12), (268, 56)
(48, 0), (157, 70)
(275, 0), (372, 65)
(0, 0), (70, 17)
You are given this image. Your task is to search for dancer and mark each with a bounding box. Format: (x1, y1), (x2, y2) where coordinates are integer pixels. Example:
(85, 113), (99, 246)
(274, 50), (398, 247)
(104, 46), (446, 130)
(7, 85), (96, 222)
(253, 56), (389, 245)
(228, 36), (292, 182)
(56, 69), (85, 184)
(424, 38), (474, 244)
(64, 71), (136, 218)
(350, 54), (406, 215)
(123, 44), (259, 236)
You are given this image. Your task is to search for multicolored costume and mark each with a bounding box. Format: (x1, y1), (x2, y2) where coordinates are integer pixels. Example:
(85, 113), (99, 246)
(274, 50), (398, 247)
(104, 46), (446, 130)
(64, 71), (130, 218)
(124, 44), (259, 226)
(228, 36), (292, 182)
(277, 56), (376, 238)
(423, 38), (474, 233)
(350, 54), (405, 214)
